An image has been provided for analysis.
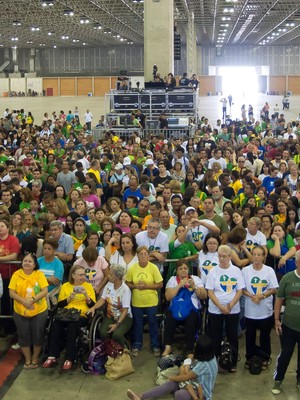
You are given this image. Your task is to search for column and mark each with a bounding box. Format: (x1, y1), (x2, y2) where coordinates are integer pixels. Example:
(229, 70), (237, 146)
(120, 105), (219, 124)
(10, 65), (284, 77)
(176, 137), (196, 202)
(186, 12), (197, 77)
(9, 47), (21, 77)
(144, 0), (174, 81)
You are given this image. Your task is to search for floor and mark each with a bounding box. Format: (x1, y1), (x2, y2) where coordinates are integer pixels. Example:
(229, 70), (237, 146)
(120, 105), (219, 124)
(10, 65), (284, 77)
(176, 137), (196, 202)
(0, 92), (300, 399)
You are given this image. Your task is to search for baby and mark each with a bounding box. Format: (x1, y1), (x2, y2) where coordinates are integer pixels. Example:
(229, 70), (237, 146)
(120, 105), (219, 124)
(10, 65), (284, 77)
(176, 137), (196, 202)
(179, 358), (204, 400)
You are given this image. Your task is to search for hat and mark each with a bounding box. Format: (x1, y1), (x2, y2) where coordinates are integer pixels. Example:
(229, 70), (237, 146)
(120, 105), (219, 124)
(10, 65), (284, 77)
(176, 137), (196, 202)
(123, 157), (131, 166)
(185, 206), (196, 214)
(145, 159), (154, 166)
(115, 162), (123, 170)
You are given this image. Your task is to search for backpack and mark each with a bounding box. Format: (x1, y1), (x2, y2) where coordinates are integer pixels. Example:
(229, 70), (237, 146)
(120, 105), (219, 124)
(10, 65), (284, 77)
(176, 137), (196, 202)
(248, 356), (263, 375)
(169, 285), (198, 321)
(218, 341), (235, 371)
(87, 341), (107, 375)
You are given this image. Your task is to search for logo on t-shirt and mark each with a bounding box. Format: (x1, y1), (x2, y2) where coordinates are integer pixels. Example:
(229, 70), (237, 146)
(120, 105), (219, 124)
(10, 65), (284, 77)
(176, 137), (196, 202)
(85, 268), (97, 282)
(192, 231), (204, 242)
(220, 275), (237, 293)
(246, 240), (258, 252)
(250, 277), (268, 295)
(202, 260), (217, 275)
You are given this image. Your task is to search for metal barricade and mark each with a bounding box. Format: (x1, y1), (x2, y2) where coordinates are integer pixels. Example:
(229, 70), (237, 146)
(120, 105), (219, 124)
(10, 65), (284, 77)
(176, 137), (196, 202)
(92, 127), (143, 141)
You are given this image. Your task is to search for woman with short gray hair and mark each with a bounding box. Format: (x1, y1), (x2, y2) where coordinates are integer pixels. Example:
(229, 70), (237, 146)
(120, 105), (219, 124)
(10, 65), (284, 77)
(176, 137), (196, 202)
(87, 264), (132, 345)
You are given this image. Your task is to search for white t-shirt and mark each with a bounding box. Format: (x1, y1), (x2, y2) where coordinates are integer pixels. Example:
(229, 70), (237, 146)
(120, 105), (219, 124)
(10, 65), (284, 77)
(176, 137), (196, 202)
(101, 281), (132, 319)
(205, 265), (245, 314)
(135, 231), (169, 253)
(245, 229), (267, 252)
(110, 251), (138, 273)
(186, 219), (217, 245)
(161, 224), (176, 242)
(242, 264), (278, 319)
(198, 251), (220, 285)
(166, 275), (204, 309)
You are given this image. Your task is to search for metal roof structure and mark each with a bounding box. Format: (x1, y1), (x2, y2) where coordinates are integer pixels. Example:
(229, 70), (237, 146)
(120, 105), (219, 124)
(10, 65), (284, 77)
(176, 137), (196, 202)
(0, 0), (300, 49)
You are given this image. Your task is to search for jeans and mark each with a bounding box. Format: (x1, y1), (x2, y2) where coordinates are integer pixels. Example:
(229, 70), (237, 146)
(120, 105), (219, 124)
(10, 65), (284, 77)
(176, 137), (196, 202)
(208, 312), (239, 364)
(142, 380), (196, 400)
(274, 323), (300, 381)
(131, 305), (159, 350)
(245, 315), (274, 360)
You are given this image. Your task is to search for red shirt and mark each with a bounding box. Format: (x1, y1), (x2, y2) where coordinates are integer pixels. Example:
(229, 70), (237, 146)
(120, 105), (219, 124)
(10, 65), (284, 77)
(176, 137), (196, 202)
(0, 235), (21, 279)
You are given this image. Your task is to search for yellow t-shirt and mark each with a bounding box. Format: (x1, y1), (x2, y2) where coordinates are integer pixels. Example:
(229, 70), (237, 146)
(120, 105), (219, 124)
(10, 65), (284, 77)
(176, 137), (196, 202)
(142, 215), (174, 231)
(9, 269), (48, 317)
(125, 262), (163, 308)
(58, 281), (96, 317)
(230, 180), (243, 195)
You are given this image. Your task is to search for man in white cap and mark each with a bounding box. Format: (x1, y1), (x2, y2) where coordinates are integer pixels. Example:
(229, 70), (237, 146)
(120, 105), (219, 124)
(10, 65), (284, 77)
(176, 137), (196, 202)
(185, 207), (219, 250)
(143, 159), (158, 181)
(109, 162), (125, 197)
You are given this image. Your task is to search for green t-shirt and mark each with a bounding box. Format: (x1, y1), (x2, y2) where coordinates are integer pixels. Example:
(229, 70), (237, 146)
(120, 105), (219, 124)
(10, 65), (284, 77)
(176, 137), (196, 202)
(199, 214), (228, 234)
(90, 222), (102, 233)
(267, 234), (294, 251)
(167, 241), (198, 281)
(277, 271), (300, 332)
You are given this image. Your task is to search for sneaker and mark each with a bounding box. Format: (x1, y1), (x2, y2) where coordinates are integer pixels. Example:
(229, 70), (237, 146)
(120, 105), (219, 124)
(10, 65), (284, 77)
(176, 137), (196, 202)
(153, 348), (161, 357)
(62, 360), (73, 370)
(271, 381), (282, 395)
(42, 357), (57, 368)
(11, 343), (21, 350)
(131, 348), (139, 357)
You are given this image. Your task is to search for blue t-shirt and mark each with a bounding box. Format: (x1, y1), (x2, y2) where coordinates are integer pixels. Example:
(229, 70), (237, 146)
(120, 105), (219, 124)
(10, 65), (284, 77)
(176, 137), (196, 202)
(37, 256), (64, 292)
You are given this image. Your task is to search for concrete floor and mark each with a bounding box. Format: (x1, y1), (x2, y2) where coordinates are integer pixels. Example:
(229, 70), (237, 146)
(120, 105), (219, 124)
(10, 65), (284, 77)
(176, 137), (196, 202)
(1, 92), (300, 399)
(1, 330), (299, 400)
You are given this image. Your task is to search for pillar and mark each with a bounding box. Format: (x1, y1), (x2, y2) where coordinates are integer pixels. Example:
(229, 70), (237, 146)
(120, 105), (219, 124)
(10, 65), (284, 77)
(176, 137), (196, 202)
(9, 47), (21, 77)
(186, 12), (197, 77)
(144, 0), (174, 81)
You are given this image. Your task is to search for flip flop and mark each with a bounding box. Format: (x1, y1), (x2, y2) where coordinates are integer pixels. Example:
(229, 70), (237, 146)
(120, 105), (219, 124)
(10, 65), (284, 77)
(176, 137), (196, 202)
(23, 363), (32, 370)
(31, 362), (39, 369)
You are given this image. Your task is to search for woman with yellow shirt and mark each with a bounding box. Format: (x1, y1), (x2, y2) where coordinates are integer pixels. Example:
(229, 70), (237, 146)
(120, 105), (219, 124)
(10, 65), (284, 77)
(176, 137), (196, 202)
(125, 246), (163, 357)
(42, 264), (95, 370)
(9, 253), (48, 369)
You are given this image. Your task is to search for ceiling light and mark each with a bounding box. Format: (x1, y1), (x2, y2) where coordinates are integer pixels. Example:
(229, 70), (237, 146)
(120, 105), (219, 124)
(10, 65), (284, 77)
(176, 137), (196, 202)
(61, 35), (69, 40)
(83, 42), (88, 45)
(64, 9), (74, 16)
(41, 0), (54, 6)
(80, 17), (90, 24)
(133, 0), (144, 3)
(12, 46), (17, 49)
(11, 37), (18, 41)
(31, 26), (40, 31)
(93, 23), (102, 30)
(27, 41), (33, 44)
(72, 39), (79, 43)
(48, 32), (53, 36)
(13, 20), (22, 26)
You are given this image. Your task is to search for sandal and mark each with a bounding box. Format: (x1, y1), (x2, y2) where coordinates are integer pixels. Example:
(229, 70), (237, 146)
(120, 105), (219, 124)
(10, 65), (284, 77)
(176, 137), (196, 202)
(42, 357), (57, 368)
(229, 366), (237, 373)
(23, 363), (32, 370)
(31, 362), (39, 369)
(262, 361), (268, 370)
(62, 360), (73, 370)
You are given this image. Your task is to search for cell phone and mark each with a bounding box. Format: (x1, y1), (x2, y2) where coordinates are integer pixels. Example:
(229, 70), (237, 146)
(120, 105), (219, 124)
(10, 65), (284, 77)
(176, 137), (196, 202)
(73, 286), (83, 293)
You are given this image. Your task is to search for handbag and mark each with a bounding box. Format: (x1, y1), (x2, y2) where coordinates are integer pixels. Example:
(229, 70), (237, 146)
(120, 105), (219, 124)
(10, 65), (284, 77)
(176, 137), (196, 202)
(104, 339), (124, 358)
(54, 307), (81, 322)
(105, 349), (135, 380)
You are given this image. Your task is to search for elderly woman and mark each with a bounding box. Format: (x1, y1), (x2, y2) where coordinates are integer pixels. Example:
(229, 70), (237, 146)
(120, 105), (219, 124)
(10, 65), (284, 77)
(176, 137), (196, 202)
(9, 253), (48, 369)
(205, 245), (245, 372)
(162, 261), (207, 357)
(87, 264), (132, 345)
(76, 247), (109, 295)
(125, 246), (163, 357)
(42, 264), (96, 370)
(242, 246), (278, 369)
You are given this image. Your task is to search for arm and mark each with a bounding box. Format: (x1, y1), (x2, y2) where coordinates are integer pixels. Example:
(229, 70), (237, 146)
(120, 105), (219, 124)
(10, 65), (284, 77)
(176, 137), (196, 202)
(107, 308), (129, 333)
(208, 289), (230, 315)
(165, 278), (189, 302)
(96, 268), (110, 295)
(149, 251), (167, 262)
(0, 253), (19, 262)
(230, 251), (250, 269)
(169, 370), (197, 382)
(55, 252), (73, 262)
(274, 297), (284, 335)
(278, 246), (296, 267)
(86, 297), (106, 317)
(269, 237), (281, 257)
(227, 289), (242, 311)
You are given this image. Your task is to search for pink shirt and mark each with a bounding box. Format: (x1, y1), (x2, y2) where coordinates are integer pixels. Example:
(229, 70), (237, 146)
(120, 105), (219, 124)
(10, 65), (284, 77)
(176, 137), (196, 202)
(82, 194), (101, 208)
(76, 255), (108, 289)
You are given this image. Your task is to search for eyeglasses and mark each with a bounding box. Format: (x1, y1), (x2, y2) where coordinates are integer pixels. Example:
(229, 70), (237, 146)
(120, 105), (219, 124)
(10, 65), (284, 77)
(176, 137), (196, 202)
(238, 160), (245, 163)
(148, 226), (159, 230)
(74, 273), (85, 277)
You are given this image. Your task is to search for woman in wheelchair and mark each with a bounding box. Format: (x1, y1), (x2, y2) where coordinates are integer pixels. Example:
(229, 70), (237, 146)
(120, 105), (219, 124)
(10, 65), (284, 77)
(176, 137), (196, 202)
(42, 264), (96, 370)
(162, 261), (207, 357)
(86, 264), (132, 346)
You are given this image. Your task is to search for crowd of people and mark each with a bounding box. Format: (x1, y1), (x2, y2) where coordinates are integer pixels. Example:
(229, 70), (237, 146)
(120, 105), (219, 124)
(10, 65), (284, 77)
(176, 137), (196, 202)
(0, 103), (300, 398)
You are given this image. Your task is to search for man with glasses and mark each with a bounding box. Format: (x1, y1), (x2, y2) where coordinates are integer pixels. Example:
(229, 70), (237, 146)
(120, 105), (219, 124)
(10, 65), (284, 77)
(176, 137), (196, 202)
(50, 221), (74, 266)
(135, 218), (168, 265)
